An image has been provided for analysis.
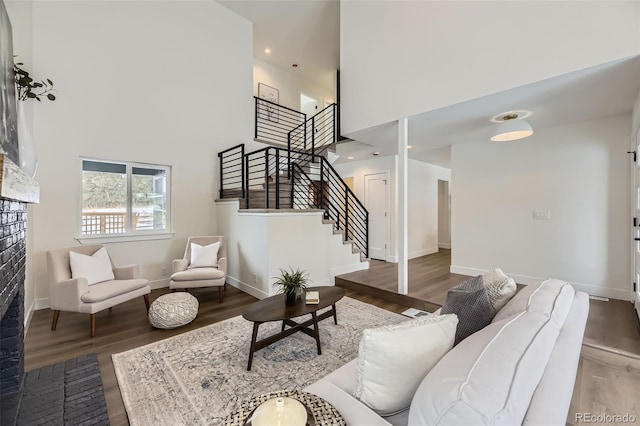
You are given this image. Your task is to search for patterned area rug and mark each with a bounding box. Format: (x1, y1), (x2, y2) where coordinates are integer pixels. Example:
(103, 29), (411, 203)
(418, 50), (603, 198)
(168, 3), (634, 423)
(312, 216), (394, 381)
(112, 296), (404, 425)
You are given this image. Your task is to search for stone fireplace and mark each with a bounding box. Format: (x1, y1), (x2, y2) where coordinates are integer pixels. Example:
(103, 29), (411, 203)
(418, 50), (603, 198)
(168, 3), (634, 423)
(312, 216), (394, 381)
(0, 155), (39, 424)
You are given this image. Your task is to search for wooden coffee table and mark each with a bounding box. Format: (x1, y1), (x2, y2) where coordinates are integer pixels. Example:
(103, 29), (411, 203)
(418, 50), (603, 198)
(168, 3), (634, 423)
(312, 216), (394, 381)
(242, 286), (346, 370)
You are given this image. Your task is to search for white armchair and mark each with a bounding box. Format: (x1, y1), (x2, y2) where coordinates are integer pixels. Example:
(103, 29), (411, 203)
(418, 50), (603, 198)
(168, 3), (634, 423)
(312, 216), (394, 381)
(170, 236), (227, 302)
(46, 244), (150, 337)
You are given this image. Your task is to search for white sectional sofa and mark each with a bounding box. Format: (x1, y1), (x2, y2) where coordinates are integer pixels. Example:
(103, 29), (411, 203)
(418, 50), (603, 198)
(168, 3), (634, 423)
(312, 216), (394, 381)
(305, 279), (589, 425)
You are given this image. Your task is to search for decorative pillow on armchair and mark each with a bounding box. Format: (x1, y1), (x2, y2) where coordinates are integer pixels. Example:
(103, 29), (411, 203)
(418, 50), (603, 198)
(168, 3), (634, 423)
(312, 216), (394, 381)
(189, 241), (220, 268)
(441, 275), (496, 345)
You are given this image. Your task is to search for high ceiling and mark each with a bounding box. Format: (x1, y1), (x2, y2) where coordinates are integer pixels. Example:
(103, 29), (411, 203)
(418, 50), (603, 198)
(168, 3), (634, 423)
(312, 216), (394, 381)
(218, 0), (340, 91)
(218, 1), (639, 169)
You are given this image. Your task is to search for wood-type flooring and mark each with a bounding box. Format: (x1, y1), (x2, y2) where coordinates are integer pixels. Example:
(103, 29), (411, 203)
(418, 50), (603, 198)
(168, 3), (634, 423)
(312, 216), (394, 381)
(24, 260), (640, 425)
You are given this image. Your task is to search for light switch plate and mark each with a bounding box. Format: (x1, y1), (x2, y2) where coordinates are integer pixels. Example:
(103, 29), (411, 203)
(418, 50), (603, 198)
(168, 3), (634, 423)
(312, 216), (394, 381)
(533, 210), (551, 220)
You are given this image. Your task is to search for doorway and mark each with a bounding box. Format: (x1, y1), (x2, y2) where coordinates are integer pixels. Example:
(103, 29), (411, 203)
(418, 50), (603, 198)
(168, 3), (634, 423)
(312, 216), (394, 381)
(438, 180), (451, 249)
(364, 172), (390, 261)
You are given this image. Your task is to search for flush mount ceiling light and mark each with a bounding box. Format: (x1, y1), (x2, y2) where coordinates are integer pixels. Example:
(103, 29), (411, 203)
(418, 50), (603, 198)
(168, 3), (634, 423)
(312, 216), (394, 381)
(490, 113), (533, 142)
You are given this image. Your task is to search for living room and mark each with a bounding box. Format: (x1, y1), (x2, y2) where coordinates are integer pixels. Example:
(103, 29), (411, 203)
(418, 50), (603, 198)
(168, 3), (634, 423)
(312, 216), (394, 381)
(1, 0), (640, 425)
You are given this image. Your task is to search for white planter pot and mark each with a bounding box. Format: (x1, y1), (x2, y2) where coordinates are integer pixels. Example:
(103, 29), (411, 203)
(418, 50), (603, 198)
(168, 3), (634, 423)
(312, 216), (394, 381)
(16, 101), (37, 178)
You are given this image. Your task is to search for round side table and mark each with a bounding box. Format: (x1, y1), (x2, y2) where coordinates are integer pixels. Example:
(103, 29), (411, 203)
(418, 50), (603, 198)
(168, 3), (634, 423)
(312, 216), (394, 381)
(224, 389), (345, 426)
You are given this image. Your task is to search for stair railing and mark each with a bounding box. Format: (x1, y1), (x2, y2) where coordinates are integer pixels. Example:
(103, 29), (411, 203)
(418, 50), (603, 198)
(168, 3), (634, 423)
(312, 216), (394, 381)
(219, 143), (369, 257)
(288, 151), (369, 258)
(218, 144), (245, 199)
(255, 97), (307, 146)
(244, 146), (289, 209)
(287, 103), (337, 158)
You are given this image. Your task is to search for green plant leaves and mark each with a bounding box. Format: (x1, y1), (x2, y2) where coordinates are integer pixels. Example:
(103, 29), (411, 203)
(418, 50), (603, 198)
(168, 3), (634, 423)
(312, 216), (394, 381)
(272, 267), (310, 294)
(13, 59), (56, 102)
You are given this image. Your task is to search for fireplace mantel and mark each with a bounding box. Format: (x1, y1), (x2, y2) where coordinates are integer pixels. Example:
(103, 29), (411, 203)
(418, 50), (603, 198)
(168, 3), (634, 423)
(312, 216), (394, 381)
(0, 154), (39, 204)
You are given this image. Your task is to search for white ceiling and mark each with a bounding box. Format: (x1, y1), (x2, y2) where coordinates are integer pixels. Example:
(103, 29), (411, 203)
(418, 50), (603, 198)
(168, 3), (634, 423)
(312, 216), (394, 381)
(218, 0), (340, 91)
(217, 1), (639, 170)
(336, 55), (640, 167)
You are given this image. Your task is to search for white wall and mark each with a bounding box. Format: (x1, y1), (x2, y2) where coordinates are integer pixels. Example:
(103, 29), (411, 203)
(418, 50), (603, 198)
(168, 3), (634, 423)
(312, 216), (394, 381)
(408, 159), (451, 258)
(451, 115), (632, 300)
(216, 200), (366, 299)
(19, 1), (253, 307)
(334, 156), (450, 262)
(254, 58), (334, 113)
(340, 1), (640, 135)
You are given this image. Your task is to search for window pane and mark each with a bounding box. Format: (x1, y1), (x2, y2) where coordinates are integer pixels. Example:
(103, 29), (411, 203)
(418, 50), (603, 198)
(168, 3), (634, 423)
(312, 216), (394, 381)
(82, 161), (127, 235)
(132, 167), (167, 231)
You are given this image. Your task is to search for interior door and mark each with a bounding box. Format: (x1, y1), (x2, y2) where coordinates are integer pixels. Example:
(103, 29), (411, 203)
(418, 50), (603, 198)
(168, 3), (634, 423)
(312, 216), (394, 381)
(365, 172), (389, 260)
(634, 134), (640, 321)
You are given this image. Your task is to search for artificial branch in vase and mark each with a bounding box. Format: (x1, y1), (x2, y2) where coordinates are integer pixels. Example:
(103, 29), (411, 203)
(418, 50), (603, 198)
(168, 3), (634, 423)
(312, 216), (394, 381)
(13, 60), (56, 102)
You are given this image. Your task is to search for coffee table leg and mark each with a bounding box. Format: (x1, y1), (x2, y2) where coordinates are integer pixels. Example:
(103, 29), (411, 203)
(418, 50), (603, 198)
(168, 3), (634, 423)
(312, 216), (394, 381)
(247, 322), (260, 371)
(281, 320), (285, 332)
(311, 312), (322, 355)
(333, 303), (338, 325)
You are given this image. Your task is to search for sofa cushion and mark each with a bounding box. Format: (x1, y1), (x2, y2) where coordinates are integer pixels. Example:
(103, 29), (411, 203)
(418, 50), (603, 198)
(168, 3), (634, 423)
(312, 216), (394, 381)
(70, 247), (115, 285)
(408, 279), (575, 426)
(492, 280), (544, 323)
(171, 267), (224, 281)
(81, 279), (149, 303)
(354, 314), (458, 416)
(483, 267), (517, 311)
(441, 275), (495, 345)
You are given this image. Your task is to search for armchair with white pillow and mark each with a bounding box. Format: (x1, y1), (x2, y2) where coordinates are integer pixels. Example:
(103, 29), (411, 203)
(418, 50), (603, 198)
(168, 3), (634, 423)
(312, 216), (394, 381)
(169, 236), (227, 302)
(46, 244), (151, 337)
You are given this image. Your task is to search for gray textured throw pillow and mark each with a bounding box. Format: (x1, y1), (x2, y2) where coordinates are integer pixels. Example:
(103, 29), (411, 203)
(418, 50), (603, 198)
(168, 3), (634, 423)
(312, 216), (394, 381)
(441, 275), (496, 345)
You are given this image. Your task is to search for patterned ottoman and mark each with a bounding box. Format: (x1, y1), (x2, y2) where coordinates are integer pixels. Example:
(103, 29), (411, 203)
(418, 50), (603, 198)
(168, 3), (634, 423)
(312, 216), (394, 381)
(149, 292), (199, 329)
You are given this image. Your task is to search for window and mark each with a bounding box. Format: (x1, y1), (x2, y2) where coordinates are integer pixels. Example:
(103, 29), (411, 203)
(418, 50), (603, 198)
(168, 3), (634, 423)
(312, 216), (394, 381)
(81, 159), (171, 236)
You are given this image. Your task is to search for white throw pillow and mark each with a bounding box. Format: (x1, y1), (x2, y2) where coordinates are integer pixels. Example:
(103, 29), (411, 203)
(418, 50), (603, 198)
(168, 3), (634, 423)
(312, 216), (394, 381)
(354, 313), (458, 416)
(189, 241), (220, 268)
(483, 267), (517, 311)
(69, 247), (115, 285)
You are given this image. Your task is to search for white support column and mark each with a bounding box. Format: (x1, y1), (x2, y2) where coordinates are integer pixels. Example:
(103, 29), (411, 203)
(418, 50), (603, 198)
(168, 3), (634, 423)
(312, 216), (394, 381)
(397, 118), (409, 295)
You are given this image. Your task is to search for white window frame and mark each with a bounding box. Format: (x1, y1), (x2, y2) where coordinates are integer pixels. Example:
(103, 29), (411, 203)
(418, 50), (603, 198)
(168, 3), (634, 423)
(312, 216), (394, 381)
(77, 158), (173, 244)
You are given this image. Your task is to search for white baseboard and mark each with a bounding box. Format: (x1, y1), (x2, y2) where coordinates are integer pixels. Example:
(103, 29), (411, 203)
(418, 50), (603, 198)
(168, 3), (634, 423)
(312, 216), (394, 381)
(438, 243), (451, 249)
(450, 265), (633, 301)
(226, 276), (269, 300)
(24, 299), (35, 334)
(35, 297), (50, 310)
(149, 278), (170, 290)
(330, 261), (369, 277)
(409, 247), (438, 259)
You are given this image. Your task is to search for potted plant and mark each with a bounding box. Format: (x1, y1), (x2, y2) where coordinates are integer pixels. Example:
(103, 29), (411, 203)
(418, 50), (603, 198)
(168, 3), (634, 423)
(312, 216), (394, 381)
(12, 59), (55, 177)
(273, 268), (309, 306)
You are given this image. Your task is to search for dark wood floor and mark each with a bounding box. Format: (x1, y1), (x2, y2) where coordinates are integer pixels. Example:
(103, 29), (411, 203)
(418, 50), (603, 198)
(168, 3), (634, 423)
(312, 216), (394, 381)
(24, 260), (640, 425)
(336, 249), (472, 311)
(24, 286), (408, 425)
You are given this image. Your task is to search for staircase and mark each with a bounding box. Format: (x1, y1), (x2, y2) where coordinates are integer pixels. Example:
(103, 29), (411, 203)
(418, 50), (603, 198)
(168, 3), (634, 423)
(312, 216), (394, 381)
(218, 98), (369, 259)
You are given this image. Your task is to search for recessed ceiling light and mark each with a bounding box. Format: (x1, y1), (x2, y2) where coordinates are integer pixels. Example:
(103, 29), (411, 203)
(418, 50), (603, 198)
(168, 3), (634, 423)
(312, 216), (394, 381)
(292, 63), (298, 68)
(264, 48), (271, 54)
(372, 152), (380, 156)
(407, 145), (413, 149)
(347, 156), (354, 160)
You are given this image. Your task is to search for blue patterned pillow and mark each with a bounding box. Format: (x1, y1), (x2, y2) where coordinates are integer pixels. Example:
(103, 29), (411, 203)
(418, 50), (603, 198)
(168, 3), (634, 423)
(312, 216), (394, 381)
(441, 275), (496, 345)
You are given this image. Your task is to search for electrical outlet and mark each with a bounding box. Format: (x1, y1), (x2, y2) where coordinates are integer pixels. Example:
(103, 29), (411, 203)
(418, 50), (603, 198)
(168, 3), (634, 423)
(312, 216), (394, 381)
(161, 267), (168, 277)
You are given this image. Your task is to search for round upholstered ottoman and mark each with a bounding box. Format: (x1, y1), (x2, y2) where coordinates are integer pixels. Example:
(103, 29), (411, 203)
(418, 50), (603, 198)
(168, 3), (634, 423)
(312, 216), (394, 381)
(149, 292), (199, 329)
